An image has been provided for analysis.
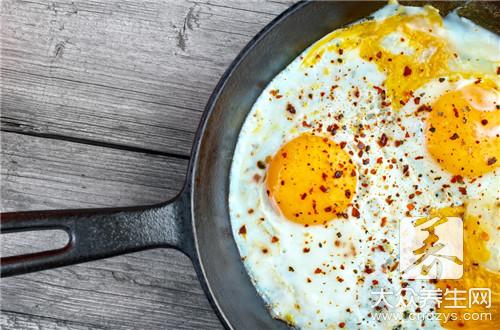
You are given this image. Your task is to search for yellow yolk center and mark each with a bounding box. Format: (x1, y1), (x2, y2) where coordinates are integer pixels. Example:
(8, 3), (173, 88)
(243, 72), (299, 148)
(426, 83), (500, 177)
(433, 206), (499, 329)
(266, 134), (357, 225)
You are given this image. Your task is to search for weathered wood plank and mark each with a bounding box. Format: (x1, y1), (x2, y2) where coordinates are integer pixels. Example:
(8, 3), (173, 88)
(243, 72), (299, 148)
(0, 132), (221, 329)
(1, 0), (296, 328)
(1, 310), (104, 330)
(1, 131), (187, 211)
(1, 0), (292, 156)
(1, 250), (222, 330)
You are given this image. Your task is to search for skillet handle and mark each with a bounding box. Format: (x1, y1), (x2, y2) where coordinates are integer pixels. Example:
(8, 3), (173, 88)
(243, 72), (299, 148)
(1, 190), (192, 277)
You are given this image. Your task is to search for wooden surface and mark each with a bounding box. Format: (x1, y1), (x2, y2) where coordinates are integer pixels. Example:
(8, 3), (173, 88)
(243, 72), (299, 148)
(0, 0), (294, 328)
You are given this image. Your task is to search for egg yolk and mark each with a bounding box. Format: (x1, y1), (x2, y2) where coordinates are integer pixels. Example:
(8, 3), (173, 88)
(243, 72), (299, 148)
(426, 83), (500, 177)
(266, 133), (357, 225)
(434, 206), (499, 329)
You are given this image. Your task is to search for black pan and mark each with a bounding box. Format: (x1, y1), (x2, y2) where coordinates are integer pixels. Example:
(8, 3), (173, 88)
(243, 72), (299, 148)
(2, 1), (497, 329)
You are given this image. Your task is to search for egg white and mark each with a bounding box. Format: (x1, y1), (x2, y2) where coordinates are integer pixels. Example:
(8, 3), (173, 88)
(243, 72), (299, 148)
(229, 3), (499, 329)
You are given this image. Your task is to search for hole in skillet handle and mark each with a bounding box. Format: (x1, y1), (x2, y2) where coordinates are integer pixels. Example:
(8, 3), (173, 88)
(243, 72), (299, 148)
(1, 229), (70, 257)
(0, 191), (193, 277)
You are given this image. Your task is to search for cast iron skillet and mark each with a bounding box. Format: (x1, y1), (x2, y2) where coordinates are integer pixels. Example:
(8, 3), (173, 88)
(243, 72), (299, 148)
(1, 1), (497, 329)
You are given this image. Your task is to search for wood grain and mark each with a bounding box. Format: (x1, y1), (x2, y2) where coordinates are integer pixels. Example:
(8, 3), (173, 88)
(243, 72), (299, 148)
(0, 0), (295, 328)
(1, 132), (187, 211)
(1, 132), (220, 329)
(0, 132), (221, 329)
(1, 0), (292, 156)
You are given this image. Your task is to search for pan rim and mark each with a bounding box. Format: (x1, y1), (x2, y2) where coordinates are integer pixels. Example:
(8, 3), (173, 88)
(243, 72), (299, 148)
(186, 1), (311, 329)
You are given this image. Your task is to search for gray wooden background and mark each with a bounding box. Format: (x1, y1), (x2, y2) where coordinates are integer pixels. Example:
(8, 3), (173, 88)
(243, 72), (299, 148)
(0, 1), (294, 328)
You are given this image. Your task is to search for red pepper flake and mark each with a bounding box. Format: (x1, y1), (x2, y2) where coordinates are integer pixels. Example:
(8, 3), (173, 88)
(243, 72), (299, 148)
(351, 207), (360, 218)
(364, 266), (375, 274)
(487, 157), (497, 165)
(262, 248), (268, 254)
(271, 236), (279, 243)
(338, 48), (344, 55)
(378, 133), (388, 147)
(302, 120), (311, 128)
(373, 86), (384, 95)
(354, 88), (360, 98)
(362, 159), (369, 165)
(253, 174), (261, 182)
(377, 245), (385, 252)
(450, 133), (459, 140)
(451, 175), (464, 184)
(327, 123), (340, 135)
(336, 276), (344, 283)
(239, 225), (247, 235)
(286, 103), (296, 114)
(481, 119), (488, 126)
(350, 169), (356, 177)
(414, 97), (421, 105)
(376, 157), (383, 164)
(376, 51), (382, 59)
(307, 277), (312, 283)
(402, 165), (409, 175)
(458, 187), (467, 195)
(303, 247), (310, 253)
(257, 160), (266, 169)
(339, 322), (346, 329)
(315, 267), (323, 274)
(345, 189), (351, 198)
(270, 89), (280, 97)
(497, 67), (500, 75)
(248, 208), (254, 214)
(381, 217), (387, 227)
(372, 280), (379, 285)
(415, 156), (424, 160)
(300, 193), (307, 200)
(403, 66), (412, 76)
(394, 140), (404, 147)
(340, 141), (347, 149)
(324, 206), (332, 212)
(416, 104), (432, 113)
(319, 185), (328, 193)
(334, 171), (343, 178)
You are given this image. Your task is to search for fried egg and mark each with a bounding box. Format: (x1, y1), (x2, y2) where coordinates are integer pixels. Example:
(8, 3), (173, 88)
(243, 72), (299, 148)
(229, 2), (499, 329)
